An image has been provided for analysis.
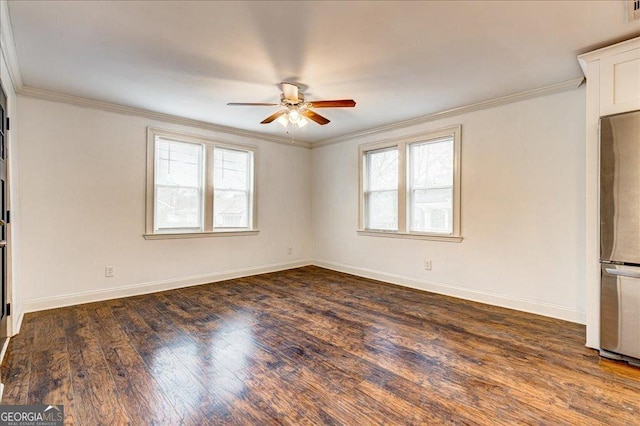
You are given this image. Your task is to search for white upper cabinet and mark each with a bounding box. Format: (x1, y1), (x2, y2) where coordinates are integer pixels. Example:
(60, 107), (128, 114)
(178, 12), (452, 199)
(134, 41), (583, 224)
(579, 37), (640, 117)
(600, 48), (640, 116)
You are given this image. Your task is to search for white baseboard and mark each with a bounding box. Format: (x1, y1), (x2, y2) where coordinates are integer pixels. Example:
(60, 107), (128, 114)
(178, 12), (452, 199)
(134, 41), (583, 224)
(19, 258), (585, 330)
(0, 336), (8, 402)
(13, 311), (24, 336)
(312, 259), (586, 324)
(22, 259), (313, 314)
(0, 337), (9, 363)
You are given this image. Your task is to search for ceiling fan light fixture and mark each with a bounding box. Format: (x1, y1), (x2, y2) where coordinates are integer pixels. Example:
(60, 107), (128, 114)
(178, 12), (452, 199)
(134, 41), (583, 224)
(288, 107), (301, 123)
(276, 113), (289, 128)
(297, 116), (309, 128)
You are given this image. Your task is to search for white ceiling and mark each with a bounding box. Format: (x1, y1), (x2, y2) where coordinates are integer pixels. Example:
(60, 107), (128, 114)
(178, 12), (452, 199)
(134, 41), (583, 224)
(7, 1), (640, 143)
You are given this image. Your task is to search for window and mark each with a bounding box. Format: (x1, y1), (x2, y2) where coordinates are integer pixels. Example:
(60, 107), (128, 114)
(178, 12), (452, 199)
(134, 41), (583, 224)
(358, 125), (462, 242)
(213, 147), (252, 229)
(154, 139), (204, 232)
(364, 147), (399, 231)
(145, 128), (257, 239)
(408, 138), (454, 234)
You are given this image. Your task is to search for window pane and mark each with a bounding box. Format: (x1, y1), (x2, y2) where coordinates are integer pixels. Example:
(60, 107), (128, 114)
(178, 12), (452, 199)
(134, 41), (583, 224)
(154, 138), (203, 231)
(156, 186), (202, 229)
(214, 147), (250, 191)
(410, 138), (453, 188)
(367, 191), (398, 231)
(367, 148), (398, 191)
(410, 188), (452, 233)
(409, 138), (454, 234)
(213, 147), (252, 229)
(214, 190), (248, 228)
(365, 147), (398, 231)
(156, 139), (203, 187)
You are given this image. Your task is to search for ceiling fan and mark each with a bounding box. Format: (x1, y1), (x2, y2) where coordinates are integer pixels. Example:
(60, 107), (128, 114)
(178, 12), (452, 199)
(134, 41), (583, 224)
(227, 82), (356, 128)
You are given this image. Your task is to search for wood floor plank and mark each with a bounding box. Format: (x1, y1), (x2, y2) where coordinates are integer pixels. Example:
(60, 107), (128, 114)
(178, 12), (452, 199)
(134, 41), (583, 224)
(86, 303), (185, 425)
(2, 266), (640, 425)
(140, 292), (282, 424)
(27, 309), (78, 425)
(248, 322), (446, 425)
(113, 296), (236, 423)
(249, 308), (493, 424)
(183, 281), (525, 424)
(250, 279), (590, 418)
(250, 273), (631, 424)
(315, 271), (640, 410)
(1, 313), (37, 404)
(63, 307), (130, 425)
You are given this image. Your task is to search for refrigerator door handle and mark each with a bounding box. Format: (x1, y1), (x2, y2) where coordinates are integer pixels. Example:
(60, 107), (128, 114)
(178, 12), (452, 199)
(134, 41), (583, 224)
(605, 268), (640, 279)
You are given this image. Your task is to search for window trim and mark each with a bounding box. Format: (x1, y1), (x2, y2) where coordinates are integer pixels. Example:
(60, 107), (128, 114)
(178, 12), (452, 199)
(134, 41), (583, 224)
(144, 127), (258, 240)
(357, 125), (462, 242)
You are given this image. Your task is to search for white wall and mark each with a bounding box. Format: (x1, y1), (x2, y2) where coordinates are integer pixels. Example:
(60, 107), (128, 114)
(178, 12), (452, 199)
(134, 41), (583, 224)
(16, 87), (587, 326)
(17, 96), (312, 311)
(312, 88), (587, 323)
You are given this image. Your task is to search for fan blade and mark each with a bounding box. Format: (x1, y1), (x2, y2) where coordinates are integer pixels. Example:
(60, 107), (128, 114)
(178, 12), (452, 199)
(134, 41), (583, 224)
(227, 102), (279, 106)
(281, 83), (299, 102)
(308, 99), (356, 108)
(261, 110), (286, 124)
(302, 109), (330, 125)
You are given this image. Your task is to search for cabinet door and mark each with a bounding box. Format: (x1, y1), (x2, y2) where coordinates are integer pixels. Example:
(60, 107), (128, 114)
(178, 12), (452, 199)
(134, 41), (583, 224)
(600, 48), (640, 116)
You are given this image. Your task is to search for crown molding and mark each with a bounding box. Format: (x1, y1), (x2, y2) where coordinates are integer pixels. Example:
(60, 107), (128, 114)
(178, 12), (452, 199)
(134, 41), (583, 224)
(311, 77), (585, 149)
(16, 85), (311, 149)
(16, 77), (584, 151)
(0, 0), (23, 90)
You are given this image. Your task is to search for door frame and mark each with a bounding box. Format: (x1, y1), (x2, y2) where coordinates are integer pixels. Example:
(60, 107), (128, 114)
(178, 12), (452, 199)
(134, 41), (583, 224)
(0, 75), (14, 338)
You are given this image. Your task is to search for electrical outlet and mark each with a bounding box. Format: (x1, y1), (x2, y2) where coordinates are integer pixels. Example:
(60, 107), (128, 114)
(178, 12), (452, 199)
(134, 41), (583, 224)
(424, 259), (432, 270)
(105, 266), (115, 278)
(287, 245), (293, 255)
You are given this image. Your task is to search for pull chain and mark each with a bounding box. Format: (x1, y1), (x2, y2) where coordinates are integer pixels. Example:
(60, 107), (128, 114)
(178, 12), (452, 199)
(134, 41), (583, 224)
(286, 128), (295, 145)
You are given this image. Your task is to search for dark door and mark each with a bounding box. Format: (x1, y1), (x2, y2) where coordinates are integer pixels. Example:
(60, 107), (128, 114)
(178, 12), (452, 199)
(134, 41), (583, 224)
(0, 84), (8, 337)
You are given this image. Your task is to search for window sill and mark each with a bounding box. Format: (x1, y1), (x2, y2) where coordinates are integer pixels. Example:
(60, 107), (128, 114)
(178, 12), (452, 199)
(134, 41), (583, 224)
(357, 230), (463, 243)
(144, 230), (260, 240)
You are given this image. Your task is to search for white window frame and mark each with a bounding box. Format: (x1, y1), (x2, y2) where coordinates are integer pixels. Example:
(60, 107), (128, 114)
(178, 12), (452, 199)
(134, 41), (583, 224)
(358, 125), (462, 242)
(145, 128), (258, 240)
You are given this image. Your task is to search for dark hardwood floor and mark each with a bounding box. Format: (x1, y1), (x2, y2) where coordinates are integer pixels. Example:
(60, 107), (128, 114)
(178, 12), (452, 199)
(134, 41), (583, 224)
(2, 266), (639, 425)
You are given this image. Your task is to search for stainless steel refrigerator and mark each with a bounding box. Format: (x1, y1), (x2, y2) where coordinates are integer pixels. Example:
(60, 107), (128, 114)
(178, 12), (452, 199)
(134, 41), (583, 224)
(600, 110), (640, 366)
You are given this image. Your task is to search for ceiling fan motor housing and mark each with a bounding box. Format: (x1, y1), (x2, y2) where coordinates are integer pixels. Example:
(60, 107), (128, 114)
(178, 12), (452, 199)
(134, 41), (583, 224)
(281, 92), (305, 106)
